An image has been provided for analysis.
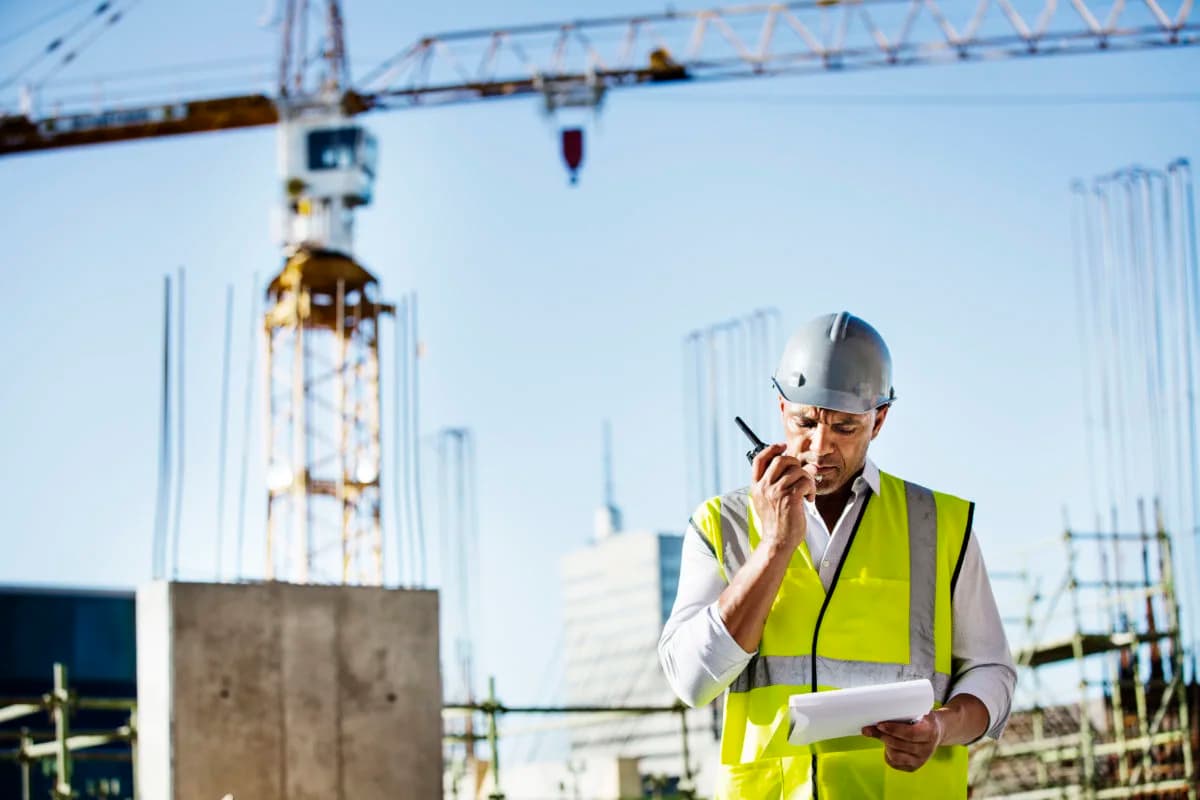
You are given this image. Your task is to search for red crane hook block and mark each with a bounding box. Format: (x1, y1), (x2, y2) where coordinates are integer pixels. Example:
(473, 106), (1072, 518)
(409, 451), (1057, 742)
(561, 127), (584, 185)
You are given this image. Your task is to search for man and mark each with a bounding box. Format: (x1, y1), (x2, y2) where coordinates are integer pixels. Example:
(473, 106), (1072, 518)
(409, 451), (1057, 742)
(659, 312), (1015, 798)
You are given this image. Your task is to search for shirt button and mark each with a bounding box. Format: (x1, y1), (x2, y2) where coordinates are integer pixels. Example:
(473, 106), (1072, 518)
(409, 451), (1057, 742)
(821, 559), (829, 569)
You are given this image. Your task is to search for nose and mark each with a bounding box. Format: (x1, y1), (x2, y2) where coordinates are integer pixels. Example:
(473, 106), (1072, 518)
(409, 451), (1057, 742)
(808, 424), (836, 457)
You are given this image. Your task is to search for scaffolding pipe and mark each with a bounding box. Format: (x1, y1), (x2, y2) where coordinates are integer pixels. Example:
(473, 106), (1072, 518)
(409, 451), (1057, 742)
(129, 709), (138, 800)
(23, 731), (131, 761)
(1129, 500), (1155, 781)
(1065, 528), (1098, 798)
(678, 703), (695, 791)
(18, 728), (29, 800)
(51, 664), (69, 800)
(1156, 511), (1198, 798)
(0, 705), (40, 726)
(485, 675), (502, 800)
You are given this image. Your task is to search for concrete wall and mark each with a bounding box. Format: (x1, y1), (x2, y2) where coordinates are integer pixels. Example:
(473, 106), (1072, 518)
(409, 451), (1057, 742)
(137, 581), (441, 799)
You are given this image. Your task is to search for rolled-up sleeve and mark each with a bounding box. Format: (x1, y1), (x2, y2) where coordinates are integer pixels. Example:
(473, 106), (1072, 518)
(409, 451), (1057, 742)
(948, 532), (1018, 741)
(658, 527), (755, 708)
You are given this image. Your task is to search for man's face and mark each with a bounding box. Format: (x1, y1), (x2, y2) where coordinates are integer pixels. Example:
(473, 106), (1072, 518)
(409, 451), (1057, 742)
(778, 400), (889, 495)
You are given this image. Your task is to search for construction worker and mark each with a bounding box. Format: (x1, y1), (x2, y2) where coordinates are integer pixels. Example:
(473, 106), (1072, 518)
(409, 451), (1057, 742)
(659, 311), (1016, 798)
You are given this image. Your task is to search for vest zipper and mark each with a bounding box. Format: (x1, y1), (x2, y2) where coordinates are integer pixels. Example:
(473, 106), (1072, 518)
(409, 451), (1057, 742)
(807, 494), (873, 800)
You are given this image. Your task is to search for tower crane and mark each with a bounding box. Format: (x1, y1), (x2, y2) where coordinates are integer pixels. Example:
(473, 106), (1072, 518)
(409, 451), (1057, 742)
(0, 0), (1194, 586)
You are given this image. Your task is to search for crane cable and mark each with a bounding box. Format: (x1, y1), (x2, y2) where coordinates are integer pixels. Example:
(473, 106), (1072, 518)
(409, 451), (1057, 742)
(28, 0), (143, 92)
(2, 0), (144, 96)
(0, 0), (90, 49)
(0, 1), (107, 85)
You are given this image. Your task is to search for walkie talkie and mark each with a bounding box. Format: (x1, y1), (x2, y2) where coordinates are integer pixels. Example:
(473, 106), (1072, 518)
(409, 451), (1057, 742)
(734, 416), (769, 464)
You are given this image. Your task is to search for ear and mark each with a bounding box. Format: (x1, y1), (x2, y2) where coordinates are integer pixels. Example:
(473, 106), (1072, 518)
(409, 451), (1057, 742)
(871, 404), (890, 439)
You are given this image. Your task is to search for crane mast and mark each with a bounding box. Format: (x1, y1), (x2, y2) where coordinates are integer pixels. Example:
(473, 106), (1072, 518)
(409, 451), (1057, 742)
(264, 0), (391, 584)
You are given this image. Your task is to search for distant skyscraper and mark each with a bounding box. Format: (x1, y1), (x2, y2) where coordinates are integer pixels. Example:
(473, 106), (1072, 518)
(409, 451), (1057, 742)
(559, 423), (717, 787)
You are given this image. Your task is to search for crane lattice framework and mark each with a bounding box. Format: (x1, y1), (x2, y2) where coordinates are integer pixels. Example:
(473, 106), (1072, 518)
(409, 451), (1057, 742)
(0, 0), (1195, 587)
(1, 0), (1197, 156)
(359, 0), (1200, 111)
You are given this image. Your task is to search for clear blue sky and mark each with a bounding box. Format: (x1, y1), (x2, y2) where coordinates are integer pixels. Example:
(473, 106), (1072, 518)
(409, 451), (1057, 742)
(2, 0), (1199, 744)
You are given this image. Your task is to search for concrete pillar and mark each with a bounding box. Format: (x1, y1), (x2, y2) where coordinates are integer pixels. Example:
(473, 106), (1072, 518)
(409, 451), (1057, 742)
(137, 582), (441, 799)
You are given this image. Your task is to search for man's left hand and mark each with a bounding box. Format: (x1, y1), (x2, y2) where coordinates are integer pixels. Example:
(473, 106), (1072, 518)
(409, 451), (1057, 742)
(861, 712), (945, 772)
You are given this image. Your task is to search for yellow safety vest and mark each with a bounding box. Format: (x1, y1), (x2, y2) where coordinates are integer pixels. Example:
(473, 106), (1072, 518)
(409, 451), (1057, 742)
(690, 470), (973, 799)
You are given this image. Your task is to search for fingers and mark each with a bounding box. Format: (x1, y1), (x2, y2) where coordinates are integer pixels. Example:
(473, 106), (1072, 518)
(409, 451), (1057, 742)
(761, 456), (804, 489)
(866, 718), (939, 773)
(799, 462), (819, 501)
(877, 733), (928, 759)
(750, 443), (786, 482)
(884, 748), (928, 772)
(761, 454), (816, 494)
(876, 719), (938, 744)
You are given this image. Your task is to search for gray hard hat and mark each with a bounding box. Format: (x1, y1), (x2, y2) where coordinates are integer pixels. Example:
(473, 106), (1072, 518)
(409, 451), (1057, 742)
(772, 312), (896, 414)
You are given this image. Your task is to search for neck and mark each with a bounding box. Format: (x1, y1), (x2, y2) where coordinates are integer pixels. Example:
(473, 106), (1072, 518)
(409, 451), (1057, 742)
(814, 466), (865, 521)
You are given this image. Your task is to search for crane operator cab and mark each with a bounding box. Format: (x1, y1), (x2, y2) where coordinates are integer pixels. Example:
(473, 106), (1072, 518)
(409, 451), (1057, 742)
(278, 117), (378, 257)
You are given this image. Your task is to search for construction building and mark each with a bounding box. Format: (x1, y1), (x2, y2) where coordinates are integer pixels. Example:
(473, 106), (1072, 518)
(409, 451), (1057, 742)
(559, 477), (720, 794)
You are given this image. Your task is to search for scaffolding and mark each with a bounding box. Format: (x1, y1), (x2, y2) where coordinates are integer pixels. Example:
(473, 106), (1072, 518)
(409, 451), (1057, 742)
(970, 505), (1197, 799)
(0, 664), (136, 800)
(444, 675), (701, 800)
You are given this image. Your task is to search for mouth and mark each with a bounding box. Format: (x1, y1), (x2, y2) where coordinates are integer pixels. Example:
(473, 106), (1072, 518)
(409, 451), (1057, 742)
(812, 465), (838, 484)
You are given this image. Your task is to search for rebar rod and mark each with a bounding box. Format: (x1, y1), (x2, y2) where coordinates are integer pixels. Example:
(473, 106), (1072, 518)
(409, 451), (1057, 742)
(410, 293), (427, 585)
(215, 283), (234, 581)
(170, 267), (187, 580)
(152, 274), (171, 580)
(235, 272), (258, 579)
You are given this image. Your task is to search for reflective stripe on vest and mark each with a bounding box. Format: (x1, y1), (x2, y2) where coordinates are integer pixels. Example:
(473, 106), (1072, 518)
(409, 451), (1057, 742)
(692, 470), (972, 799)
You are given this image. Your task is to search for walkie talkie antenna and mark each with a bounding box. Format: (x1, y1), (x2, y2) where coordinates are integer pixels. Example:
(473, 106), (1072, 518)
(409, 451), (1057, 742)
(734, 416), (768, 464)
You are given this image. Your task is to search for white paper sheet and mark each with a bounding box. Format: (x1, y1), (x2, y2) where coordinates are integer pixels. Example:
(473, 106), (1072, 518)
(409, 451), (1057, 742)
(787, 679), (934, 746)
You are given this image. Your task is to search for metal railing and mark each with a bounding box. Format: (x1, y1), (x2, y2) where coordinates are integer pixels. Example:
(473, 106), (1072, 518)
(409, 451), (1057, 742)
(444, 676), (702, 800)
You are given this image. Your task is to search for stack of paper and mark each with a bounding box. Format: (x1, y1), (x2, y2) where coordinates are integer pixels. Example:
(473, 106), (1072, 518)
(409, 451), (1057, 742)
(787, 679), (934, 746)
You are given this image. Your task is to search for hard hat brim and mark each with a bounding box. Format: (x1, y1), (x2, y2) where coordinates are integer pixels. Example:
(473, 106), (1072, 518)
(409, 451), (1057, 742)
(771, 377), (894, 415)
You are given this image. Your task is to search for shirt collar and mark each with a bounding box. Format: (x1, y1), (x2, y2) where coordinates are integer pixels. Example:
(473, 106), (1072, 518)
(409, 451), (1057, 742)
(855, 458), (881, 496)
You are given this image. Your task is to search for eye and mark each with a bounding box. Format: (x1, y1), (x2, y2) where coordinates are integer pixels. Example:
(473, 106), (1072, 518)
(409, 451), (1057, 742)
(789, 418), (817, 430)
(834, 425), (858, 434)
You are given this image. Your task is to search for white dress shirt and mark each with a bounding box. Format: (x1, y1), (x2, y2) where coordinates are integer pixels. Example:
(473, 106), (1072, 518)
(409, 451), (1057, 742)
(658, 459), (1016, 741)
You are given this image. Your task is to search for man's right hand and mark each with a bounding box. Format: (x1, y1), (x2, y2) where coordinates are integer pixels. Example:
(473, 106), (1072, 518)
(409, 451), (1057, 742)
(718, 443), (819, 652)
(749, 443), (817, 554)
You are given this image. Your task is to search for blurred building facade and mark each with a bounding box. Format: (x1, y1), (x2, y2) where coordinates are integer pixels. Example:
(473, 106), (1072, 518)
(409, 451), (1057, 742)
(560, 500), (720, 791)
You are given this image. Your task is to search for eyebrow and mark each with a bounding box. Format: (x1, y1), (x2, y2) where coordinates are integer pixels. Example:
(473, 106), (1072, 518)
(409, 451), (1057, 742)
(790, 410), (861, 425)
